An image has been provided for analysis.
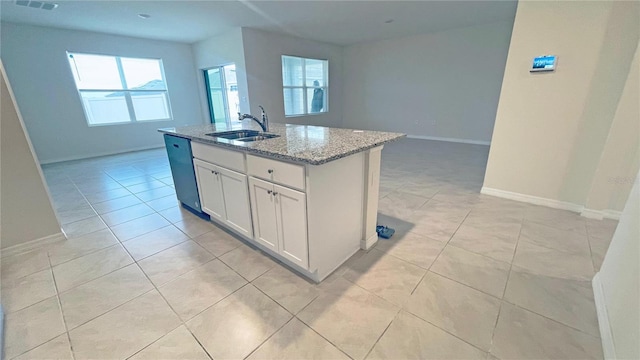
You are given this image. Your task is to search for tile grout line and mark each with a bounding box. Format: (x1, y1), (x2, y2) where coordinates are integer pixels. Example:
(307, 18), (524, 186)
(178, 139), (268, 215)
(379, 205), (508, 354)
(443, 242), (514, 267)
(583, 222), (599, 272)
(123, 220), (298, 359)
(38, 146), (605, 359)
(50, 246), (135, 294)
(500, 224), (599, 341)
(97, 219), (219, 358)
(250, 269), (312, 318)
(487, 214), (526, 356)
(500, 216), (525, 299)
(292, 315), (355, 360)
(337, 275), (402, 311)
(424, 271), (504, 302)
(288, 285), (359, 360)
(181, 328), (215, 360)
(398, 300), (491, 355)
(361, 309), (401, 360)
(62, 288), (157, 332)
(55, 191), (210, 342)
(241, 316), (296, 360)
(47, 253), (76, 360)
(408, 206), (471, 296)
(326, 274), (484, 357)
(289, 266), (395, 360)
(499, 297), (603, 339)
(56, 203), (188, 271)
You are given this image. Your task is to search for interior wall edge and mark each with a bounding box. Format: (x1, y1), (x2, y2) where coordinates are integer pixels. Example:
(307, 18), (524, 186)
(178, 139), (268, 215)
(1, 60), (62, 248)
(592, 272), (617, 360)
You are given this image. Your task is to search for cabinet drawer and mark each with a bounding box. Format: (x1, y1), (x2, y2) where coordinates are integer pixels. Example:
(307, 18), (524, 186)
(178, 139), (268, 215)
(192, 142), (245, 173)
(247, 155), (305, 191)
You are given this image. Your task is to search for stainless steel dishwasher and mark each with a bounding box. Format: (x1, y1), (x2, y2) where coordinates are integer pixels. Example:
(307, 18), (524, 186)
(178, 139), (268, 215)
(163, 134), (203, 214)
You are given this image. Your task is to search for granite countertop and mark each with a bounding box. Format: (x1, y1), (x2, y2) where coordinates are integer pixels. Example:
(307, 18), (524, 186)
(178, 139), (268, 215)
(158, 123), (405, 165)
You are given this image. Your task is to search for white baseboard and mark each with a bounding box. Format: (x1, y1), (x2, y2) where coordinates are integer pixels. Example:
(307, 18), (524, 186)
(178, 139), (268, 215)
(406, 134), (491, 146)
(361, 233), (379, 250)
(581, 208), (623, 221)
(602, 210), (622, 220)
(581, 208), (605, 220)
(592, 272), (616, 359)
(1, 232), (66, 258)
(40, 145), (165, 165)
(0, 304), (3, 359)
(480, 187), (584, 213)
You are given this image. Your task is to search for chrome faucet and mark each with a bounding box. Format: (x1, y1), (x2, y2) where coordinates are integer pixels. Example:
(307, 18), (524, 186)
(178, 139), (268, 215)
(238, 105), (269, 132)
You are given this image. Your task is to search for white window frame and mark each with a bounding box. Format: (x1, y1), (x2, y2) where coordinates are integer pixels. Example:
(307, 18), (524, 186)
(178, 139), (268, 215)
(67, 52), (173, 126)
(282, 55), (328, 117)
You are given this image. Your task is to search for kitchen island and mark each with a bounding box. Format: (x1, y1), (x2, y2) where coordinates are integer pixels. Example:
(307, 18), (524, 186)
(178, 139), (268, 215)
(159, 123), (404, 282)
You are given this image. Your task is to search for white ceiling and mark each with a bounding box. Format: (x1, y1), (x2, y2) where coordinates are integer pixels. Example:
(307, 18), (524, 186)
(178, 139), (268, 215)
(0, 0), (517, 45)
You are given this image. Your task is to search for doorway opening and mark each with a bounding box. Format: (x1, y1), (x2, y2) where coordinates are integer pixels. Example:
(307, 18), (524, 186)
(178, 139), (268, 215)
(204, 64), (238, 125)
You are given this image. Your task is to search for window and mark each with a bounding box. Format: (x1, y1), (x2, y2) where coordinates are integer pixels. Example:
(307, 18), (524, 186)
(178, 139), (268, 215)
(67, 52), (172, 126)
(282, 55), (328, 116)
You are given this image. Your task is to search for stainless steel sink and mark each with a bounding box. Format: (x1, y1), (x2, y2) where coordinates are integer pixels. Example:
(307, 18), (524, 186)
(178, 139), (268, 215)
(205, 130), (280, 142)
(236, 134), (280, 142)
(205, 130), (261, 140)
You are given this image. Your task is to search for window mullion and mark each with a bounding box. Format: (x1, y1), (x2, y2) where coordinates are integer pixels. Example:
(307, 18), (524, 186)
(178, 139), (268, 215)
(219, 66), (230, 125)
(302, 58), (307, 114)
(116, 57), (136, 123)
(282, 55), (327, 117)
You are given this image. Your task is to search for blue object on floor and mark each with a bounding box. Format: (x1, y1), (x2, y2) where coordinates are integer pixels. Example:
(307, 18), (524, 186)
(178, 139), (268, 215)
(376, 225), (395, 239)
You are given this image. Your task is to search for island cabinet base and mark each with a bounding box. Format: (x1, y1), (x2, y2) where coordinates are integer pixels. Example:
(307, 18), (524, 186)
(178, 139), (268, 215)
(305, 151), (366, 282)
(190, 141), (384, 283)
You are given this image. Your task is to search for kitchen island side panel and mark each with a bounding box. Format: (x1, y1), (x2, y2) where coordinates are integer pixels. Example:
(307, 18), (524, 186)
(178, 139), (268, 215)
(306, 152), (365, 281)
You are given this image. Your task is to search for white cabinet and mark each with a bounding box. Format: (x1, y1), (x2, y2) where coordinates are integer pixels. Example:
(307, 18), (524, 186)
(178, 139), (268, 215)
(194, 158), (253, 238)
(249, 177), (308, 269)
(189, 140), (371, 282)
(218, 167), (253, 238)
(275, 184), (308, 268)
(247, 154), (305, 191)
(194, 159), (226, 221)
(249, 177), (279, 252)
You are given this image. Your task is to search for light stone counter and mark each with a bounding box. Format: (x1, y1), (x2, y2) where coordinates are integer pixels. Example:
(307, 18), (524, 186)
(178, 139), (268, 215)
(159, 123), (404, 165)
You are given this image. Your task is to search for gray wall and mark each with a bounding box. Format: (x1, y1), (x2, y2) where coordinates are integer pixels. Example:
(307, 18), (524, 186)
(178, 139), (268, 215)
(242, 28), (344, 128)
(484, 1), (639, 209)
(342, 21), (513, 144)
(192, 27), (251, 123)
(0, 22), (205, 164)
(1, 62), (61, 249)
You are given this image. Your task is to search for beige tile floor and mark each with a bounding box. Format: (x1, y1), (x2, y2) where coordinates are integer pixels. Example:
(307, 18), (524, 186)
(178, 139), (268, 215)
(1, 139), (616, 359)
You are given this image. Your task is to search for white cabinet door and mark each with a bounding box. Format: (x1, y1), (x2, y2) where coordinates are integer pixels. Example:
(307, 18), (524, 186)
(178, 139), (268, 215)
(249, 177), (279, 252)
(194, 159), (226, 221)
(219, 167), (253, 238)
(274, 184), (308, 269)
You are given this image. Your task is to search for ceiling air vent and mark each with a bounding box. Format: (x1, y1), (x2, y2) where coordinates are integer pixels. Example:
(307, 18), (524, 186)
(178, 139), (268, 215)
(15, 0), (58, 10)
